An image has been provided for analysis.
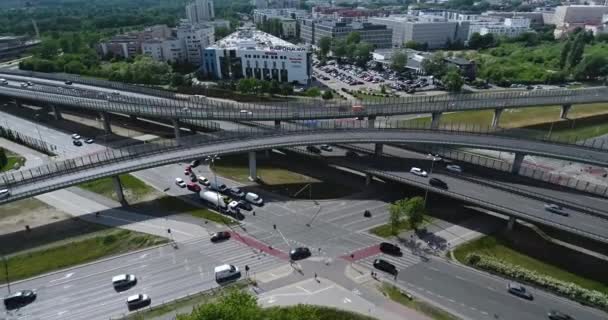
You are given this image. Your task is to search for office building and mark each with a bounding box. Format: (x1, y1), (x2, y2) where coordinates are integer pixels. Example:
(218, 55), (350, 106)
(300, 20), (393, 49)
(202, 28), (311, 84)
(369, 15), (469, 49)
(98, 25), (173, 59)
(483, 11), (545, 26)
(252, 0), (299, 9)
(253, 9), (309, 24)
(177, 22), (215, 65)
(549, 5), (608, 37)
(186, 0), (215, 23)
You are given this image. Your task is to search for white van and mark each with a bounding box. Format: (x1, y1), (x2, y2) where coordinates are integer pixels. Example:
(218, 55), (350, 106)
(214, 264), (240, 283)
(245, 192), (263, 206)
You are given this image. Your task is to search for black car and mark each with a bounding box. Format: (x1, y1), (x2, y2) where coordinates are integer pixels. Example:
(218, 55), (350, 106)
(65, 80), (73, 85)
(73, 140), (83, 146)
(229, 187), (245, 198)
(507, 283), (533, 300)
(190, 159), (200, 168)
(289, 247), (311, 261)
(429, 178), (448, 189)
(189, 174), (197, 182)
(345, 150), (359, 158)
(379, 242), (402, 256)
(237, 200), (252, 211)
(548, 310), (573, 320)
(306, 145), (321, 154)
(210, 231), (231, 242)
(373, 259), (397, 275)
(4, 290), (37, 310)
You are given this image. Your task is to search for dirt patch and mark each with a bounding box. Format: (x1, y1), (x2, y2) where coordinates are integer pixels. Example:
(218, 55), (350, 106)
(0, 198), (70, 235)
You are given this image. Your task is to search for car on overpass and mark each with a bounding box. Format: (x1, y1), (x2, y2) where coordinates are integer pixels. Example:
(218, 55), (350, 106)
(446, 164), (462, 173)
(507, 282), (533, 300)
(544, 203), (568, 216)
(410, 167), (428, 177)
(64, 80), (73, 85)
(430, 178), (448, 189)
(0, 189), (9, 199)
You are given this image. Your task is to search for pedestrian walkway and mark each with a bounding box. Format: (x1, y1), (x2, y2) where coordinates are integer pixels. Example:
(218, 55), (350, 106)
(356, 251), (423, 277)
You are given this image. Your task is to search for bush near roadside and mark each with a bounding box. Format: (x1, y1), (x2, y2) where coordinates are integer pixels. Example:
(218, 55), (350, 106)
(466, 253), (608, 310)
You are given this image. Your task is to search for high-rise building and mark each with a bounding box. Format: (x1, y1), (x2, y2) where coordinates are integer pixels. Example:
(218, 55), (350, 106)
(300, 19), (393, 49)
(186, 0), (215, 23)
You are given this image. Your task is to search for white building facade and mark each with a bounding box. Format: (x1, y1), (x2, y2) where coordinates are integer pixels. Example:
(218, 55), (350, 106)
(202, 28), (311, 84)
(177, 22), (215, 65)
(186, 0), (215, 23)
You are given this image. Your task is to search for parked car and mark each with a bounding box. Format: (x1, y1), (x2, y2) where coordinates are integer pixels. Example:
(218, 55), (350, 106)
(71, 133), (81, 140)
(0, 189), (10, 199)
(84, 138), (95, 144)
(429, 178), (448, 189)
(72, 140), (83, 146)
(379, 242), (402, 256)
(175, 177), (186, 188)
(0, 79), (8, 85)
(409, 167), (428, 177)
(210, 231), (231, 242)
(345, 150), (358, 158)
(187, 183), (201, 192)
(320, 144), (333, 152)
(245, 192), (263, 206)
(237, 200), (252, 211)
(373, 258), (397, 275)
(126, 294), (151, 310)
(189, 174), (198, 182)
(20, 82), (27, 87)
(3, 290), (37, 310)
(112, 274), (137, 289)
(27, 81), (33, 86)
(547, 310), (573, 320)
(229, 187), (245, 198)
(190, 159), (200, 168)
(306, 145), (321, 154)
(198, 176), (210, 186)
(210, 182), (228, 193)
(64, 80), (73, 85)
(544, 203), (568, 216)
(289, 247), (311, 261)
(507, 282), (533, 300)
(446, 164), (462, 173)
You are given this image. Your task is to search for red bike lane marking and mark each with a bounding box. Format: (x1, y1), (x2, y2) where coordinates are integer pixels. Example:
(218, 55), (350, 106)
(341, 244), (381, 262)
(229, 231), (289, 260)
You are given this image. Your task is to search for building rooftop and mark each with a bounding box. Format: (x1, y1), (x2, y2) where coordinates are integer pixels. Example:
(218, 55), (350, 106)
(210, 28), (306, 51)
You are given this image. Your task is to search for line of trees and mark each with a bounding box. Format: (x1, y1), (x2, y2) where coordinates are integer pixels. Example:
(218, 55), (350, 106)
(235, 78), (294, 96)
(389, 197), (426, 235)
(317, 32), (374, 67)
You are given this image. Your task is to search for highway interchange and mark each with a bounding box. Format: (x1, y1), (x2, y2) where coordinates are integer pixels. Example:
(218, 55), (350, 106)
(0, 75), (607, 320)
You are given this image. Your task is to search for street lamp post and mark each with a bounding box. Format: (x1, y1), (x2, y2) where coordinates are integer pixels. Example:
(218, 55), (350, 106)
(205, 155), (221, 212)
(423, 154), (438, 208)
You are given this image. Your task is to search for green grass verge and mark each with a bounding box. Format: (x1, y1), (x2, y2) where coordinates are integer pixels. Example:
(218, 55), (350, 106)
(1, 156), (24, 172)
(0, 229), (166, 284)
(78, 174), (156, 202)
(380, 284), (461, 320)
(212, 155), (359, 199)
(155, 196), (236, 225)
(453, 235), (608, 296)
(369, 218), (432, 238)
(122, 281), (250, 320)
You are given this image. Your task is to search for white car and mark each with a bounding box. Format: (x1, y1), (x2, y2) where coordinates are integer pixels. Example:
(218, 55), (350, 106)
(175, 177), (186, 188)
(240, 109), (252, 115)
(198, 176), (210, 186)
(71, 133), (81, 140)
(126, 294), (150, 310)
(112, 274), (137, 288)
(320, 144), (333, 152)
(446, 164), (462, 173)
(0, 189), (10, 198)
(409, 167), (428, 177)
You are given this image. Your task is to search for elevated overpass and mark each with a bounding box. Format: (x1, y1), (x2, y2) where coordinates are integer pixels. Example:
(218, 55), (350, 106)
(1, 70), (607, 125)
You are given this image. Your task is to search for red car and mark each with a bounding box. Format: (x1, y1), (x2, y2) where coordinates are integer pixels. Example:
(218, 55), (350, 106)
(187, 183), (201, 192)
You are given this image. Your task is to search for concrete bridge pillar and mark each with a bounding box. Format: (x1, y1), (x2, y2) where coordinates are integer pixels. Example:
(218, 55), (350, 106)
(430, 112), (442, 129)
(560, 104), (572, 119)
(172, 119), (181, 144)
(274, 120), (281, 129)
(129, 115), (138, 121)
(112, 175), (127, 206)
(189, 125), (198, 134)
(100, 112), (112, 134)
(367, 116), (376, 129)
(50, 105), (62, 121)
(374, 143), (383, 157)
(248, 151), (257, 181)
(507, 216), (516, 231)
(491, 108), (503, 128)
(511, 153), (525, 174)
(365, 173), (373, 185)
(14, 99), (22, 108)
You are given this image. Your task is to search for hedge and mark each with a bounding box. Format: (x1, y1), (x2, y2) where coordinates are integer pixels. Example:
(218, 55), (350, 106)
(466, 253), (608, 310)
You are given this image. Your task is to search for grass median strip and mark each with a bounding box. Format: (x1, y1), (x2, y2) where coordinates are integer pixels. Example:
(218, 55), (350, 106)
(0, 228), (167, 284)
(380, 283), (461, 320)
(369, 217), (432, 238)
(154, 196), (236, 225)
(79, 174), (157, 202)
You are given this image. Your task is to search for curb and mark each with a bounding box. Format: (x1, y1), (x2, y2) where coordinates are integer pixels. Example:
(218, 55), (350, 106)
(0, 241), (172, 289)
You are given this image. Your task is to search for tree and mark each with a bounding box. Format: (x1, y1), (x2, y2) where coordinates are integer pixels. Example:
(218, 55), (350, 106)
(331, 39), (348, 60)
(388, 199), (406, 236)
(215, 27), (231, 40)
(0, 148), (7, 169)
(63, 60), (86, 74)
(391, 50), (408, 73)
(568, 33), (586, 68)
(280, 83), (293, 95)
(170, 73), (185, 87)
(559, 40), (571, 69)
(185, 290), (262, 320)
(442, 67), (464, 92)
(404, 40), (420, 49)
(237, 78), (256, 94)
(321, 90), (333, 100)
(468, 32), (483, 49)
(318, 36), (332, 58)
(403, 196), (425, 230)
(422, 52), (447, 78)
(305, 87), (321, 97)
(269, 80), (281, 95)
(353, 42), (373, 67)
(36, 40), (60, 59)
(573, 54), (608, 80)
(346, 32), (361, 44)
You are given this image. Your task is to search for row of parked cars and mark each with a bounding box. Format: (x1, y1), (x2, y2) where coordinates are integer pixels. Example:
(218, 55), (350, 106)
(71, 133), (94, 146)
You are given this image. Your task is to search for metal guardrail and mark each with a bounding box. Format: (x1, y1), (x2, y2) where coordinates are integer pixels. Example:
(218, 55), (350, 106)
(1, 70), (607, 120)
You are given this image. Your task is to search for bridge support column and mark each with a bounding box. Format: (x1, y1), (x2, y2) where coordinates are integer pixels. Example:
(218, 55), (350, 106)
(430, 112), (442, 129)
(365, 173), (373, 185)
(14, 99), (22, 108)
(172, 119), (181, 143)
(112, 175), (127, 206)
(507, 216), (516, 231)
(274, 120), (281, 129)
(374, 143), (383, 157)
(189, 125), (197, 134)
(50, 105), (62, 121)
(511, 153), (525, 174)
(248, 151), (257, 181)
(100, 112), (112, 134)
(560, 104), (572, 119)
(368, 116), (376, 129)
(129, 115), (138, 121)
(491, 108), (503, 128)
